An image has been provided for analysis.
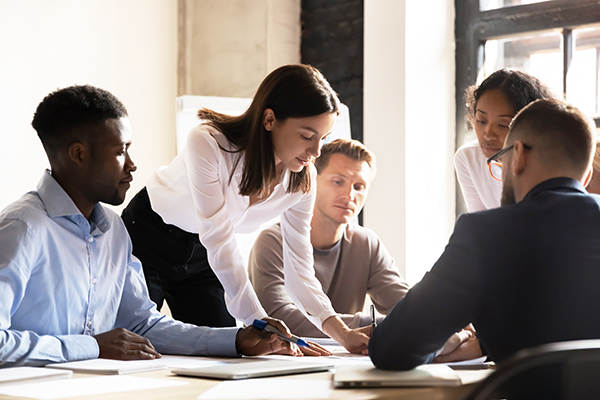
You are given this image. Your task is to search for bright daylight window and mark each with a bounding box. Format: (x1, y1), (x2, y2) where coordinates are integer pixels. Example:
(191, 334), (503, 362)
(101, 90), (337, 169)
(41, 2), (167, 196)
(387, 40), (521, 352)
(481, 26), (600, 119)
(480, 0), (550, 11)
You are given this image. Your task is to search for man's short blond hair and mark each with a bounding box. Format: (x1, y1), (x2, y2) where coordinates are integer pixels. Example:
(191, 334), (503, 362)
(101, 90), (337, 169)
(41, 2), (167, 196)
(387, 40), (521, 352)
(314, 139), (376, 178)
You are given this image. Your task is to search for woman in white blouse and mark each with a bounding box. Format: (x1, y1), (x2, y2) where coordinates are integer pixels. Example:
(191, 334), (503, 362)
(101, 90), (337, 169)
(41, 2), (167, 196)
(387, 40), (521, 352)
(122, 64), (370, 354)
(454, 69), (554, 212)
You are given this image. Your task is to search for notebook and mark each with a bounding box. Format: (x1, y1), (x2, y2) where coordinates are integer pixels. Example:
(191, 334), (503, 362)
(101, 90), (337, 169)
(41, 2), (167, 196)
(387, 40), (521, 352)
(171, 360), (335, 380)
(45, 359), (168, 375)
(334, 364), (462, 388)
(0, 367), (72, 386)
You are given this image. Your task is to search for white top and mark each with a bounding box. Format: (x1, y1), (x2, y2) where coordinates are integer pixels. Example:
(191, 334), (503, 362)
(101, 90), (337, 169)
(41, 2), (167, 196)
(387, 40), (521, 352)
(454, 140), (502, 212)
(146, 124), (336, 327)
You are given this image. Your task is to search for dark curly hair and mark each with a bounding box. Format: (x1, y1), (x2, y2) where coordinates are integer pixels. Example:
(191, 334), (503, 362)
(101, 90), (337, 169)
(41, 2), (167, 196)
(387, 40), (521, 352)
(465, 69), (555, 129)
(32, 85), (128, 158)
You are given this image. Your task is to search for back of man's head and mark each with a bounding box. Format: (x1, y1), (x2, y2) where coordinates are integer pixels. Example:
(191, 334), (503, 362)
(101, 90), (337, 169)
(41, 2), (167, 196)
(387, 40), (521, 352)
(32, 85), (128, 161)
(314, 138), (376, 178)
(508, 98), (595, 179)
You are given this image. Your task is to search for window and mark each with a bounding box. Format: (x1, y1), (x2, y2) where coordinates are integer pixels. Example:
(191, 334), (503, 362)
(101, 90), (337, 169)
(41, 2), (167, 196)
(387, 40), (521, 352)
(455, 0), (600, 214)
(480, 0), (550, 12)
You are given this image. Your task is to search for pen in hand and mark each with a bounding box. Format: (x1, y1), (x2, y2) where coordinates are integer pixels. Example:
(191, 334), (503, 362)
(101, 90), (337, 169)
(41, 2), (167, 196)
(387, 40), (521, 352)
(252, 319), (310, 348)
(370, 304), (377, 333)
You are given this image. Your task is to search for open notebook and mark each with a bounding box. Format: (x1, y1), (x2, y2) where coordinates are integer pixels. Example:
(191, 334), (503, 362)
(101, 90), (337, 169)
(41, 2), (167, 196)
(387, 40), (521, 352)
(172, 360), (335, 380)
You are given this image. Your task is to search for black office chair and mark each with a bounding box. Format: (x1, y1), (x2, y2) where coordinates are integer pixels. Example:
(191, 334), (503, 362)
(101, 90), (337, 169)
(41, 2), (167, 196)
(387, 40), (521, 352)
(460, 339), (600, 400)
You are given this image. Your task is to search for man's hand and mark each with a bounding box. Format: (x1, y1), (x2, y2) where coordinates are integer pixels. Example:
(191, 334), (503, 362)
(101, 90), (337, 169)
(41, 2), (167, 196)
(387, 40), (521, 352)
(433, 337), (483, 363)
(300, 341), (332, 356)
(93, 328), (161, 360)
(235, 326), (302, 356)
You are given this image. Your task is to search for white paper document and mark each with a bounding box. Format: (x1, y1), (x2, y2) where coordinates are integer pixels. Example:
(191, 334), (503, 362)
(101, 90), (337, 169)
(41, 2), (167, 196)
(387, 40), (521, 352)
(441, 356), (488, 367)
(0, 367), (72, 386)
(160, 355), (230, 369)
(197, 379), (333, 399)
(46, 358), (168, 374)
(0, 375), (188, 399)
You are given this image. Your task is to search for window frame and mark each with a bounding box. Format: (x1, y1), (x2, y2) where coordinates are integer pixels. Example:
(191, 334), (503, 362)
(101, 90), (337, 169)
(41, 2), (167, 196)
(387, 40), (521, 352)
(455, 0), (600, 214)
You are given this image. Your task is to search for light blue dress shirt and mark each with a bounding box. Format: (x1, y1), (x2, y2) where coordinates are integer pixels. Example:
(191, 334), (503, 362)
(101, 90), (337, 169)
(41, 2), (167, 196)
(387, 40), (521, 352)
(0, 171), (239, 367)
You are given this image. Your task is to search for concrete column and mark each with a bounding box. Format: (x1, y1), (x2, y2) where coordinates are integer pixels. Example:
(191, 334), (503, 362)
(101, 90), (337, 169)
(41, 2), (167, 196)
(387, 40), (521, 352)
(178, 0), (300, 98)
(364, 0), (456, 284)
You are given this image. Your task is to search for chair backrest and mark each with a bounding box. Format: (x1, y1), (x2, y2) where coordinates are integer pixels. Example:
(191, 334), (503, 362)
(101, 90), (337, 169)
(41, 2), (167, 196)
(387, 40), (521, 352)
(461, 339), (600, 400)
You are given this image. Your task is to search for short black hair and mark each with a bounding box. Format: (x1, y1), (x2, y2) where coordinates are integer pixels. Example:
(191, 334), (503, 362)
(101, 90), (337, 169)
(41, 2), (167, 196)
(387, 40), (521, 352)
(465, 69), (555, 129)
(31, 85), (127, 158)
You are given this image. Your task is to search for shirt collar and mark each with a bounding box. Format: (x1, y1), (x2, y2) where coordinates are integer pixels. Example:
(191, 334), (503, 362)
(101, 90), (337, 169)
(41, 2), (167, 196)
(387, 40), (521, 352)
(37, 170), (111, 234)
(522, 177), (586, 201)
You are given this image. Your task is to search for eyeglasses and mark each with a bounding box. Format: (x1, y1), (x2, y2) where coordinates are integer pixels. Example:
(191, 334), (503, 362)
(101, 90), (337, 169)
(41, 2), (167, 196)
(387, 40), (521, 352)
(486, 143), (532, 182)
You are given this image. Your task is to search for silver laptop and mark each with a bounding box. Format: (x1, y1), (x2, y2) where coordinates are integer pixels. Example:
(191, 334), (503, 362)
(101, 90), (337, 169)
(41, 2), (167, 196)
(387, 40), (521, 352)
(172, 360), (335, 380)
(334, 364), (462, 388)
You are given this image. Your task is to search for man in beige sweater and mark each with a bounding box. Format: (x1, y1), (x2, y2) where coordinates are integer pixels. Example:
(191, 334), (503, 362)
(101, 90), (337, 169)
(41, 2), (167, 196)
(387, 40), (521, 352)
(248, 139), (410, 337)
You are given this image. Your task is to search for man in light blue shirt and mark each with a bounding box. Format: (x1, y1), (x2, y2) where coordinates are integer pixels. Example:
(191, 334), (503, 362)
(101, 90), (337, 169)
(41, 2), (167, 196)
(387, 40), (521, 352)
(0, 85), (301, 367)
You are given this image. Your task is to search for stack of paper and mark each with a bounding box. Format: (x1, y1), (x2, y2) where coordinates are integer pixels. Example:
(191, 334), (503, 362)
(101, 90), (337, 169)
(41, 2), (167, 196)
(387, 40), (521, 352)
(45, 359), (168, 375)
(0, 367), (72, 386)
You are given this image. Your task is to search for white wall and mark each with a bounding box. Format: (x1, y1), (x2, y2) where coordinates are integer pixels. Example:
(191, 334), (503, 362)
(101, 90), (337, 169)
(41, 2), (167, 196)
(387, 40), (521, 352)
(364, 0), (456, 285)
(0, 0), (178, 213)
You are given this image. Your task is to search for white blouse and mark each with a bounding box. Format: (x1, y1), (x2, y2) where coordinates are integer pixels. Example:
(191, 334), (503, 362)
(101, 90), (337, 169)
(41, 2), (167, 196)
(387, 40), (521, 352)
(146, 124), (336, 328)
(454, 140), (502, 213)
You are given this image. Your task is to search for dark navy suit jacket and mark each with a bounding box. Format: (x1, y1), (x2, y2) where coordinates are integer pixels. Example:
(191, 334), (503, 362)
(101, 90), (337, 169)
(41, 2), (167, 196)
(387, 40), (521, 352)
(370, 178), (600, 373)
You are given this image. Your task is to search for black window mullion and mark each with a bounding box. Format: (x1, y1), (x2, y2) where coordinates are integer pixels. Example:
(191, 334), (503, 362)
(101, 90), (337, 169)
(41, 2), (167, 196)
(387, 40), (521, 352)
(563, 28), (573, 98)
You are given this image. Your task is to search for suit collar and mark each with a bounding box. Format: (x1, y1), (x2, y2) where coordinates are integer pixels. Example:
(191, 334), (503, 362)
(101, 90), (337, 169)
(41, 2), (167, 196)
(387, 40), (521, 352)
(523, 177), (586, 201)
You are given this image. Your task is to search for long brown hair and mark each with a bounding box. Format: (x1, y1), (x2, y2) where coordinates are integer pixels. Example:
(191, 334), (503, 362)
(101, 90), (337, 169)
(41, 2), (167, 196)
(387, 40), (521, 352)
(197, 64), (340, 198)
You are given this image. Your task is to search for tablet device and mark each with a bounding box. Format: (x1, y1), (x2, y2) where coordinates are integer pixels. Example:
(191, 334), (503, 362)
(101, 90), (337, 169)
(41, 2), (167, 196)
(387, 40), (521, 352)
(171, 360), (334, 380)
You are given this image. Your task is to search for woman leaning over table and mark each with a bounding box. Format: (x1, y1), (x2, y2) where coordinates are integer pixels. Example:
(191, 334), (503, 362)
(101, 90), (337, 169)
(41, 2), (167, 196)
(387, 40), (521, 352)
(454, 69), (555, 212)
(121, 64), (370, 354)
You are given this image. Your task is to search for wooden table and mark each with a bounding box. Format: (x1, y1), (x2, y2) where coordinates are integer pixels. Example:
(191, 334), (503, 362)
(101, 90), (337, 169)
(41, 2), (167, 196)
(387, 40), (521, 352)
(0, 368), (473, 400)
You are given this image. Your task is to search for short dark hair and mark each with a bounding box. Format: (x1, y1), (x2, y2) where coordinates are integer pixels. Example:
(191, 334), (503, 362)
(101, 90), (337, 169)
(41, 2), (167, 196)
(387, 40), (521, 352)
(32, 85), (128, 158)
(509, 98), (595, 175)
(465, 69), (555, 129)
(314, 139), (376, 179)
(198, 64), (340, 198)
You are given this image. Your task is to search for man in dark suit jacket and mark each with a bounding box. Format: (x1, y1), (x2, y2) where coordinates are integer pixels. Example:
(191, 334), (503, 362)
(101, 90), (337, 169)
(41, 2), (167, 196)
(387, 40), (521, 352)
(369, 99), (599, 398)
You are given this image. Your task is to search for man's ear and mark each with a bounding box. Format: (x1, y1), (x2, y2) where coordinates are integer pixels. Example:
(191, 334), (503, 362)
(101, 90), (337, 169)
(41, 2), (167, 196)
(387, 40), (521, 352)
(511, 140), (528, 176)
(263, 109), (276, 131)
(67, 141), (88, 166)
(583, 166), (594, 188)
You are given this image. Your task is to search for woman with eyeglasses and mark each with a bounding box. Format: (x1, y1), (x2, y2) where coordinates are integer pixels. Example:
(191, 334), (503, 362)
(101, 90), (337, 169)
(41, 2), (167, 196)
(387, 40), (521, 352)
(121, 64), (370, 355)
(454, 69), (555, 212)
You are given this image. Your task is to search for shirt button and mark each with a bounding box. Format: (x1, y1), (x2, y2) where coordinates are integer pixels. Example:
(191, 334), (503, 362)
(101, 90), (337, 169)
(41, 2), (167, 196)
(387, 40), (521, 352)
(88, 237), (94, 243)
(87, 321), (92, 327)
(92, 278), (97, 284)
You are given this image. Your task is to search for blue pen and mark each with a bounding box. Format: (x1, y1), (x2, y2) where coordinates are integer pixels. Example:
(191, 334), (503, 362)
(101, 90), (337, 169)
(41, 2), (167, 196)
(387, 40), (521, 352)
(252, 319), (310, 348)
